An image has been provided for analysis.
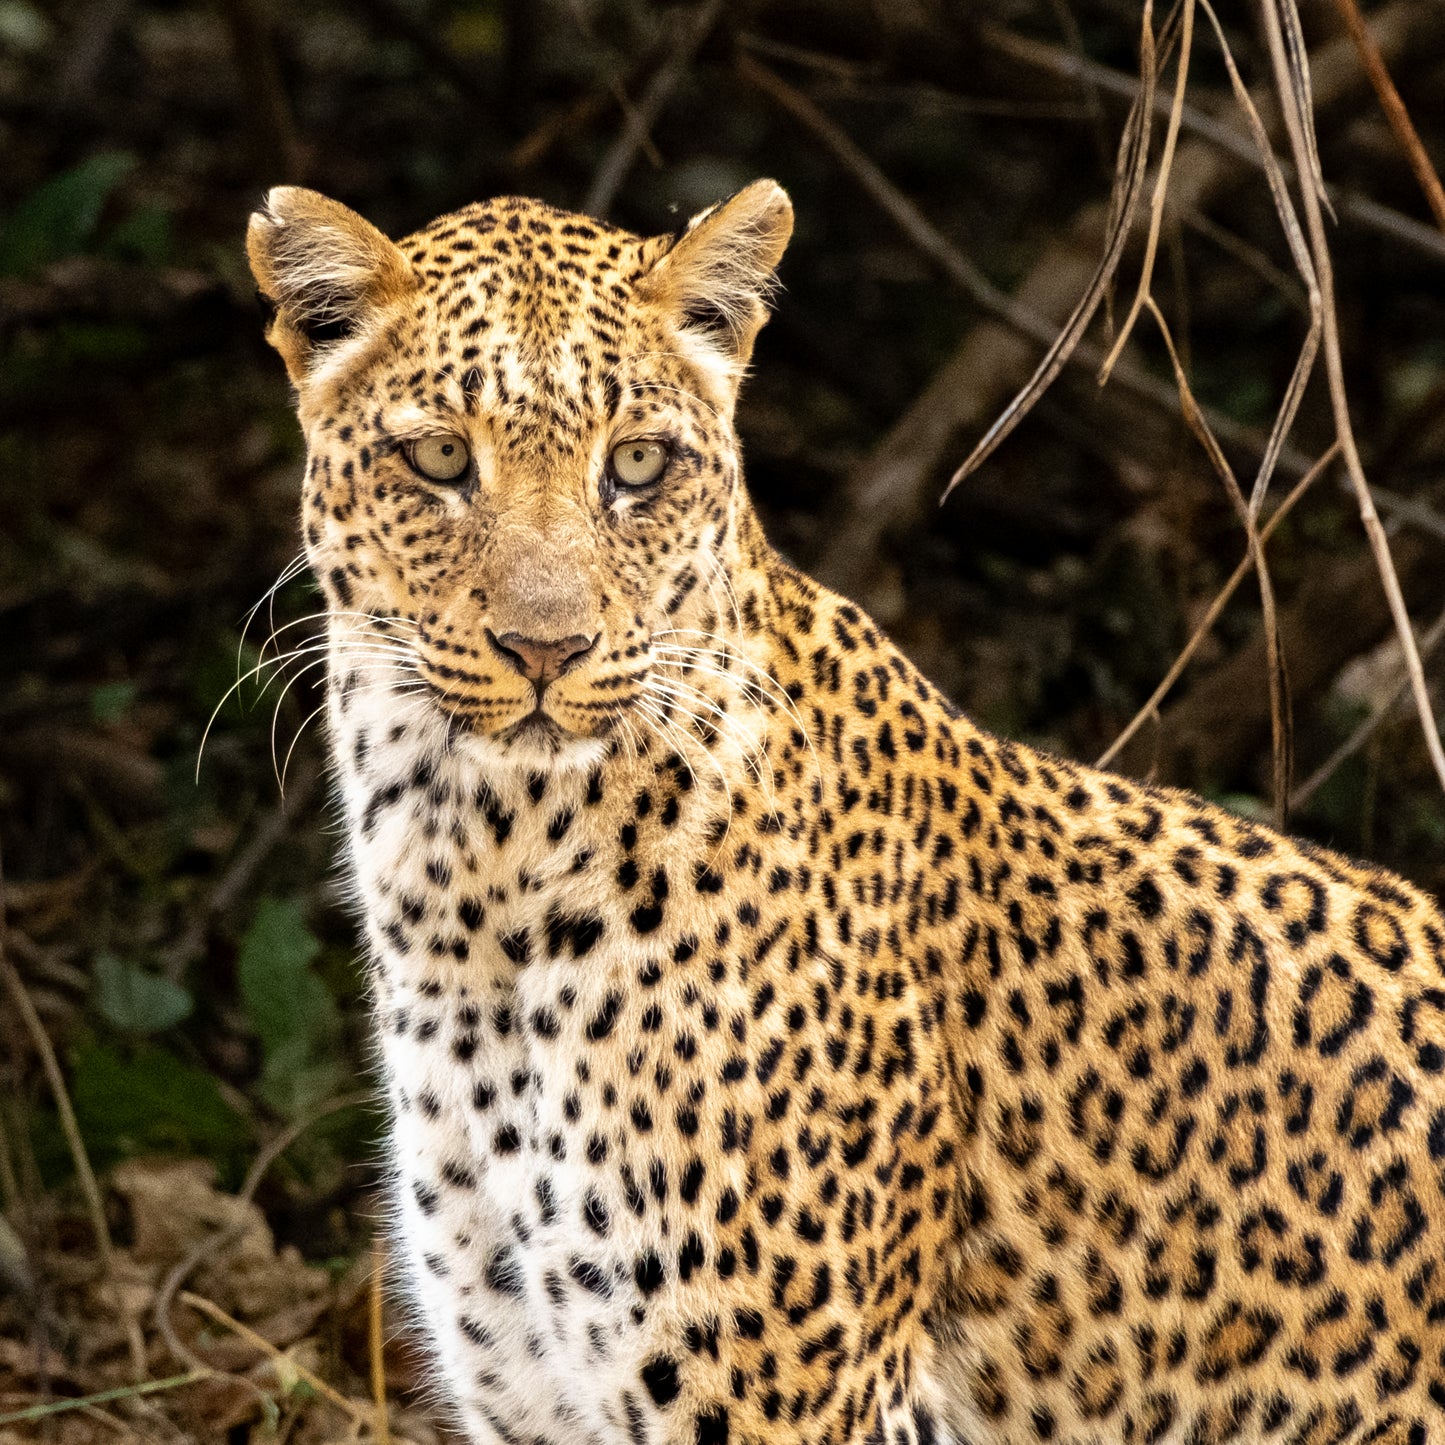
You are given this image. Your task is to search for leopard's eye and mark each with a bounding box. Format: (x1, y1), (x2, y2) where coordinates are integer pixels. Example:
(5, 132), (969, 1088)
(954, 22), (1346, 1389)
(609, 439), (668, 488)
(408, 434), (470, 482)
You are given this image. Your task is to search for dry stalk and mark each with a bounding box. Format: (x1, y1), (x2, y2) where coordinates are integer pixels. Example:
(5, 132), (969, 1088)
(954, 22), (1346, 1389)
(1197, 0), (1319, 518)
(742, 39), (1291, 492)
(1097, 441), (1339, 771)
(940, 1), (1167, 494)
(1260, 0), (1445, 795)
(1330, 0), (1445, 235)
(1291, 602), (1445, 811)
(1143, 297), (1293, 822)
(1099, 0), (1194, 383)
(0, 838), (112, 1272)
(0, 1371), (210, 1429)
(179, 1291), (369, 1424)
(979, 12), (1445, 265)
(369, 1239), (391, 1445)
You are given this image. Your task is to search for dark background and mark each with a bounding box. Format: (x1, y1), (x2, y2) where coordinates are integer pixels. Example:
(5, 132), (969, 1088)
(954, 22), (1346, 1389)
(2, 1), (1442, 1439)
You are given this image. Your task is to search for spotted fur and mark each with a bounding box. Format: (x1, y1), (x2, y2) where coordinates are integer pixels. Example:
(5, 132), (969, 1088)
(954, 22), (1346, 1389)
(248, 181), (1445, 1445)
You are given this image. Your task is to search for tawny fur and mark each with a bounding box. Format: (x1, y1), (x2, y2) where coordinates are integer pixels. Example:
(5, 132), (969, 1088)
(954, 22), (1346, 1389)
(248, 181), (1445, 1445)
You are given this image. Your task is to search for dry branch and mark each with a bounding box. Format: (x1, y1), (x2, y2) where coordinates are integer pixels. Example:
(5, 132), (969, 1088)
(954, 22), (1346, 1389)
(1330, 0), (1445, 236)
(739, 49), (1308, 602)
(981, 17), (1445, 266)
(800, 0), (1432, 612)
(1260, 0), (1445, 794)
(585, 0), (728, 217)
(1113, 527), (1444, 784)
(0, 839), (112, 1273)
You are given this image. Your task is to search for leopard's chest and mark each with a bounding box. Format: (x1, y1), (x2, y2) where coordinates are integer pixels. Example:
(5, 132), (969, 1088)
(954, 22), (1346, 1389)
(380, 937), (702, 1441)
(343, 730), (756, 1438)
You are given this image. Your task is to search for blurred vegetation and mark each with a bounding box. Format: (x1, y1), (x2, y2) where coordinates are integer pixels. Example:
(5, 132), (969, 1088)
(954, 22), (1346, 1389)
(0, 0), (1442, 1438)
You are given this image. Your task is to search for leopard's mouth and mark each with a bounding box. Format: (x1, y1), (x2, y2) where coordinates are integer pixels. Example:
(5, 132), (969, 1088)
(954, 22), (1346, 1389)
(422, 691), (569, 741)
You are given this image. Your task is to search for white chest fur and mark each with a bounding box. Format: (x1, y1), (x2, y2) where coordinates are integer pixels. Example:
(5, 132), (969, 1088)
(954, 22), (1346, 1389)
(333, 679), (751, 1444)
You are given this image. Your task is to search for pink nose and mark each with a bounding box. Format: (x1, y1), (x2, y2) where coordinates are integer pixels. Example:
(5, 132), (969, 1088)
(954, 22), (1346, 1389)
(488, 630), (596, 687)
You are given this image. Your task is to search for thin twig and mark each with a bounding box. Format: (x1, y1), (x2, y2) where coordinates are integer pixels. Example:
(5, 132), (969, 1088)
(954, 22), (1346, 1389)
(557, 0), (667, 173)
(979, 10), (1445, 265)
(1184, 209), (1307, 312)
(1292, 603), (1445, 811)
(1100, 0), (1194, 383)
(1143, 296), (1293, 821)
(1371, 487), (1445, 545)
(1261, 0), (1445, 795)
(1329, 0), (1445, 235)
(511, 32), (672, 172)
(737, 50), (1303, 490)
(584, 0), (728, 217)
(161, 758), (321, 982)
(153, 1091), (371, 1378)
(1098, 441), (1339, 769)
(0, 1371), (209, 1428)
(179, 1292), (370, 1424)
(0, 838), (112, 1271)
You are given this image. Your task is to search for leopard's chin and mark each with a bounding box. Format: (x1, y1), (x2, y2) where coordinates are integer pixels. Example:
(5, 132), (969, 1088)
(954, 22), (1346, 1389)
(440, 709), (611, 776)
(498, 711), (569, 748)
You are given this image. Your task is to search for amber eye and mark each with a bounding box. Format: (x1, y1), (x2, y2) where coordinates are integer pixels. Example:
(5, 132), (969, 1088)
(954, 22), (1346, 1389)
(609, 439), (668, 489)
(408, 434), (470, 482)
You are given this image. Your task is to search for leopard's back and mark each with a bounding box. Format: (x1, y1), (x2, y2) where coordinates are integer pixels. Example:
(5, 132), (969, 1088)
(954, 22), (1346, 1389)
(905, 716), (1445, 1444)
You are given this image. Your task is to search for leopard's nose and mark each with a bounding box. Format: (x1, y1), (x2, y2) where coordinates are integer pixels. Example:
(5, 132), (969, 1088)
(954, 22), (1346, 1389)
(487, 630), (597, 687)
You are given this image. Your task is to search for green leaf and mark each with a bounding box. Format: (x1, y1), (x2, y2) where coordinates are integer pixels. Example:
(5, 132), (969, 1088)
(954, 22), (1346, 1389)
(106, 202), (173, 265)
(238, 899), (340, 1116)
(0, 152), (136, 278)
(259, 1035), (344, 1118)
(68, 1037), (249, 1173)
(93, 952), (193, 1033)
(89, 680), (136, 724)
(447, 9), (503, 56)
(0, 2), (51, 53)
(237, 898), (324, 1055)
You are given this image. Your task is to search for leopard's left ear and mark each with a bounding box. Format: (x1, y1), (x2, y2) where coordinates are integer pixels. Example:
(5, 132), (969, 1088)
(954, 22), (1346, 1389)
(643, 180), (793, 375)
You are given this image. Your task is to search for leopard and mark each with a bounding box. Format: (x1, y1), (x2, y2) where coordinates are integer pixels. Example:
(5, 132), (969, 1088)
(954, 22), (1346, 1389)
(246, 178), (1445, 1445)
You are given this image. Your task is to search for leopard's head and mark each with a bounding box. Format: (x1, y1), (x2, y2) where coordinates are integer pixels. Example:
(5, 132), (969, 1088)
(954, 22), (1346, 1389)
(247, 182), (792, 767)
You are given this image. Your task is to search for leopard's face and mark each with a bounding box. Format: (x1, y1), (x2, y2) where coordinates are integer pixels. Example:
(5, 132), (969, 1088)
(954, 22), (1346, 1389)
(248, 186), (791, 768)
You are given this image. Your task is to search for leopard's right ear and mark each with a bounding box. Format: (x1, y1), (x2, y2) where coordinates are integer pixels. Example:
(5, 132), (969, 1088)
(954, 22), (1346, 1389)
(246, 187), (415, 383)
